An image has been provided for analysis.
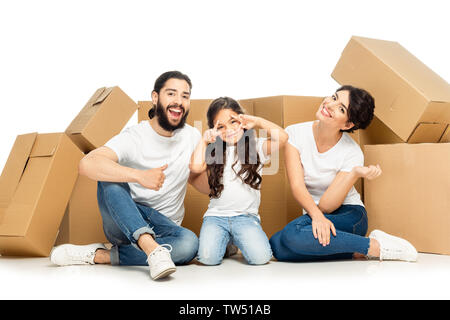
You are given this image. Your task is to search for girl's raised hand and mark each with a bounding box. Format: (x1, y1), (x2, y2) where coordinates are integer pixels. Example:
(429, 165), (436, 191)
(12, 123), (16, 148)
(203, 120), (222, 144)
(232, 114), (260, 130)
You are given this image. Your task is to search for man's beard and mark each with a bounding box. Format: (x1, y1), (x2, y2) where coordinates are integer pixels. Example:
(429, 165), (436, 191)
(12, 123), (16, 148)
(155, 100), (189, 132)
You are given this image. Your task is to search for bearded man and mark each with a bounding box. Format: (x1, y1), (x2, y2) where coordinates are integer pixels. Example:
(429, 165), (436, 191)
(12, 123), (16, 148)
(51, 71), (208, 280)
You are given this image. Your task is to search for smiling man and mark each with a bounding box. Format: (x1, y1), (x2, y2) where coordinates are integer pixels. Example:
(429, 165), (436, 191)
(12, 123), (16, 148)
(50, 71), (208, 280)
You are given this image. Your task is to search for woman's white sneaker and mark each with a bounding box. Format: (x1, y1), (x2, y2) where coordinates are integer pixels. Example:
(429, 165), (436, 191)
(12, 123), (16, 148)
(147, 244), (176, 280)
(50, 243), (107, 266)
(369, 230), (418, 262)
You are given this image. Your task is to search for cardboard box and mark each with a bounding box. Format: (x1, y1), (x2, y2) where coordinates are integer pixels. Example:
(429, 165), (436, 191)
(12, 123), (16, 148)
(332, 36), (450, 143)
(440, 125), (450, 143)
(364, 143), (450, 255)
(0, 133), (83, 256)
(66, 86), (138, 153)
(55, 175), (107, 245)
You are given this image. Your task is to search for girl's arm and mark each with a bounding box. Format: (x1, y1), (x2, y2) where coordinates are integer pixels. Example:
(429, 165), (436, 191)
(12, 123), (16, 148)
(318, 165), (382, 214)
(188, 171), (210, 195)
(189, 121), (221, 173)
(284, 142), (336, 246)
(234, 114), (288, 156)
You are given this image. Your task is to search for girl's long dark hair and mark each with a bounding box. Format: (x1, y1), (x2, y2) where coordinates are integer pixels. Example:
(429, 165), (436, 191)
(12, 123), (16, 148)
(206, 97), (263, 199)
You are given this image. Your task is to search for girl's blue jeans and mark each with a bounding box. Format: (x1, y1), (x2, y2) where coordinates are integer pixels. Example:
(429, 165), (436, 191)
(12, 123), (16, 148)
(197, 215), (272, 265)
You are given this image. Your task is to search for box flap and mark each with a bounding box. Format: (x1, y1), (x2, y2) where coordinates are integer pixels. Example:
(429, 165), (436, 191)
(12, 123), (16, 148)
(0, 133), (37, 215)
(92, 87), (114, 105)
(29, 133), (61, 157)
(407, 122), (448, 143)
(352, 36), (450, 102)
(65, 87), (114, 135)
(440, 125), (450, 143)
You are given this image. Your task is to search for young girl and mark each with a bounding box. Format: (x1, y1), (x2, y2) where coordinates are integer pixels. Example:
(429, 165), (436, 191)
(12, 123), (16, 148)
(190, 97), (288, 265)
(270, 85), (418, 262)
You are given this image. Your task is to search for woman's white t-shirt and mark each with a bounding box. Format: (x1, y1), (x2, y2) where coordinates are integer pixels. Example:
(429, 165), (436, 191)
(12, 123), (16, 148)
(204, 138), (270, 219)
(104, 120), (201, 225)
(285, 121), (364, 214)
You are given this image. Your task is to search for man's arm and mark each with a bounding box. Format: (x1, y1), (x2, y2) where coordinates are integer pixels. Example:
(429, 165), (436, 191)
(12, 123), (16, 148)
(79, 146), (167, 191)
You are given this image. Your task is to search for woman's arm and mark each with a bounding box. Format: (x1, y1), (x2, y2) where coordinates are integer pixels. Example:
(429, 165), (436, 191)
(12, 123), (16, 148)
(284, 142), (336, 245)
(318, 165), (382, 214)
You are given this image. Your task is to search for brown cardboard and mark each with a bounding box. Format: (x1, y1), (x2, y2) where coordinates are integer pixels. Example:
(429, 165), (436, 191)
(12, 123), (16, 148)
(55, 175), (107, 245)
(439, 125), (450, 143)
(332, 36), (450, 143)
(66, 86), (138, 153)
(0, 133), (83, 256)
(364, 143), (450, 255)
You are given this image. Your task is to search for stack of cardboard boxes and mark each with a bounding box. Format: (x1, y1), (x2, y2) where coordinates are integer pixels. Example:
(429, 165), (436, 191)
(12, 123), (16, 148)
(0, 86), (138, 256)
(0, 35), (448, 257)
(332, 36), (450, 255)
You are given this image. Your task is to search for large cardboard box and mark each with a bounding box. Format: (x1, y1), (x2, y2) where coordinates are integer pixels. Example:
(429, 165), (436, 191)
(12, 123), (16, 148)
(0, 133), (83, 256)
(364, 143), (450, 255)
(55, 175), (107, 245)
(332, 36), (450, 143)
(66, 86), (138, 153)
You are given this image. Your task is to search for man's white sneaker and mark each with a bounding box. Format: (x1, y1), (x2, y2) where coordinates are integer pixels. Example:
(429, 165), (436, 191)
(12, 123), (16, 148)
(50, 243), (107, 266)
(147, 244), (176, 280)
(369, 230), (418, 262)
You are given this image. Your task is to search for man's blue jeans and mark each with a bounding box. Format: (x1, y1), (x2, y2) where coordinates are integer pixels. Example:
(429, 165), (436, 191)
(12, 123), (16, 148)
(197, 215), (273, 265)
(97, 181), (199, 266)
(270, 205), (370, 262)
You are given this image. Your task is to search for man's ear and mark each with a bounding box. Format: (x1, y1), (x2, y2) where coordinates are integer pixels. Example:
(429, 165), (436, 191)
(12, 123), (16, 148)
(151, 90), (158, 106)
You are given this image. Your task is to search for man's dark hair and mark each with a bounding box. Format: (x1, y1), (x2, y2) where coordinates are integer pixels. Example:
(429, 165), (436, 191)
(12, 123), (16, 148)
(149, 71), (192, 119)
(337, 85), (375, 133)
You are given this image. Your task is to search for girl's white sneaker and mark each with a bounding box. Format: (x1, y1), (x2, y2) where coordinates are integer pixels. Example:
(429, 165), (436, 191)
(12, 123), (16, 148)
(368, 230), (418, 262)
(50, 243), (107, 266)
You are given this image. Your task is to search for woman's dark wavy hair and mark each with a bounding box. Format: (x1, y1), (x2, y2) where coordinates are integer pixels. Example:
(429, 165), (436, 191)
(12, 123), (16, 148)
(148, 71), (192, 119)
(205, 97), (263, 199)
(337, 85), (375, 133)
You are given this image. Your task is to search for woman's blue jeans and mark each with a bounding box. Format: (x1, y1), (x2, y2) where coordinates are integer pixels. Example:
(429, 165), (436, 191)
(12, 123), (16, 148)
(97, 181), (199, 266)
(269, 205), (370, 262)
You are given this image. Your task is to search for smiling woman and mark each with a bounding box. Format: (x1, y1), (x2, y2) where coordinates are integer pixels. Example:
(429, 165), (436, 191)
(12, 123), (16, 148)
(270, 85), (418, 263)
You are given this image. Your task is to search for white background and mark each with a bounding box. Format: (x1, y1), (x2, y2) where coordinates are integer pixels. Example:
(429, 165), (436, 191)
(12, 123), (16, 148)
(0, 0), (449, 170)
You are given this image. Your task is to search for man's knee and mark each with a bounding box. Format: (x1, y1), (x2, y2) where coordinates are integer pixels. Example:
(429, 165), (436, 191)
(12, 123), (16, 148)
(98, 181), (129, 195)
(171, 229), (199, 265)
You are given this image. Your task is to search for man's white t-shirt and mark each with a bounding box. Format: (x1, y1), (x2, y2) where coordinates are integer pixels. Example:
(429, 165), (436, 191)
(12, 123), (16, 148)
(285, 121), (364, 214)
(104, 120), (201, 225)
(204, 138), (270, 219)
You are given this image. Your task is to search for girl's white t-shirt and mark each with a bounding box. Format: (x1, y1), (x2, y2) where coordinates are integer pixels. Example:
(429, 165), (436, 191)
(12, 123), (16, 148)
(285, 121), (364, 213)
(104, 120), (201, 225)
(204, 138), (270, 219)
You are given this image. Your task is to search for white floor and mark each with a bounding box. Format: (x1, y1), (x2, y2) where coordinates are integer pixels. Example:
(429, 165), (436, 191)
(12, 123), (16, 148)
(1, 252), (450, 300)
